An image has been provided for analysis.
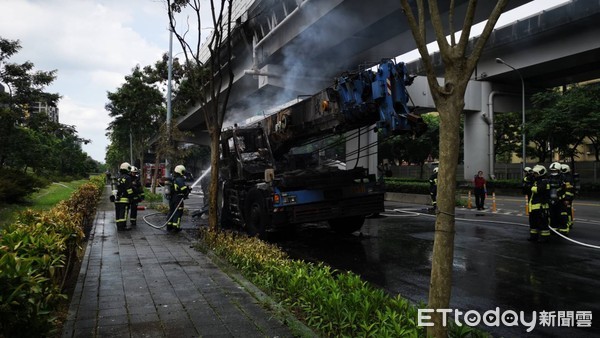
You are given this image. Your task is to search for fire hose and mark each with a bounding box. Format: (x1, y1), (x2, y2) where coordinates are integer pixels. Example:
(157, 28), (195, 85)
(142, 170), (209, 229)
(389, 208), (600, 250)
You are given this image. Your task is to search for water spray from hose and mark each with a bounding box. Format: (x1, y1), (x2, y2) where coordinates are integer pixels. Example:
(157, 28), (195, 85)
(143, 167), (211, 229)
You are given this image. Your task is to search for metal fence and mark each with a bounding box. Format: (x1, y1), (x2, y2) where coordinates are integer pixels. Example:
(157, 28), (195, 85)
(391, 162), (600, 183)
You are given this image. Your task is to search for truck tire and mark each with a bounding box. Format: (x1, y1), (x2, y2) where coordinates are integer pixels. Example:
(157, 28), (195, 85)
(244, 189), (270, 237)
(327, 216), (365, 234)
(217, 182), (233, 229)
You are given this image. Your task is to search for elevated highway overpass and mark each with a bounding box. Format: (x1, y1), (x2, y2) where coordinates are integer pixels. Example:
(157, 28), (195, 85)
(173, 0), (599, 179)
(405, 0), (600, 178)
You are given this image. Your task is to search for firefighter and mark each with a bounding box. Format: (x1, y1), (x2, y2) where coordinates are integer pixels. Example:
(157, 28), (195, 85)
(522, 166), (534, 198)
(528, 165), (550, 242)
(115, 162), (134, 231)
(167, 164), (190, 232)
(561, 163), (575, 233)
(547, 162), (569, 235)
(129, 166), (144, 227)
(429, 167), (438, 211)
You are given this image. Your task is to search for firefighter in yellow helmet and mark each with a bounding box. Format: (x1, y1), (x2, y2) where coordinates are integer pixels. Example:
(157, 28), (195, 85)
(528, 165), (550, 242)
(115, 162), (134, 231)
(167, 164), (190, 232)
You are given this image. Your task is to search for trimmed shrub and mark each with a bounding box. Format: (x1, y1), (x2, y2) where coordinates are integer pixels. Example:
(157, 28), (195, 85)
(200, 229), (424, 337)
(0, 175), (103, 337)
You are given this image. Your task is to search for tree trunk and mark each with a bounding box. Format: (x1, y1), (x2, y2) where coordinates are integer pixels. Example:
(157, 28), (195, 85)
(427, 95), (463, 338)
(208, 130), (221, 231)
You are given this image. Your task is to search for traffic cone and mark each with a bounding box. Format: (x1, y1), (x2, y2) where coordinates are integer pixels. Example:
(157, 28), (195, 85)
(525, 195), (529, 216)
(467, 191), (472, 209)
(492, 192), (497, 212)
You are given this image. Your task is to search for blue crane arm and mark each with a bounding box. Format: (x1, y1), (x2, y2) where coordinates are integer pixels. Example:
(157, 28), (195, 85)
(249, 59), (426, 158)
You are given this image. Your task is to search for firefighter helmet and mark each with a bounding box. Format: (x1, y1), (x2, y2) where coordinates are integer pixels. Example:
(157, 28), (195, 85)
(130, 166), (138, 173)
(524, 166), (532, 173)
(174, 165), (186, 175)
(549, 162), (561, 171)
(433, 167), (438, 174)
(120, 162), (131, 171)
(560, 164), (571, 174)
(532, 164), (547, 176)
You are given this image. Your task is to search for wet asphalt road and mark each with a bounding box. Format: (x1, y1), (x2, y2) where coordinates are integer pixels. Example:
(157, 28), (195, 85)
(272, 197), (600, 338)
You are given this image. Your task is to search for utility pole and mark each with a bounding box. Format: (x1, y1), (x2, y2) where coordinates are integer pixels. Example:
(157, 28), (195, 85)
(164, 27), (174, 203)
(129, 127), (133, 165)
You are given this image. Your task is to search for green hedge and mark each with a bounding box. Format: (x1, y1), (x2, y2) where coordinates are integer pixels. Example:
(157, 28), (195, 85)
(0, 175), (104, 337)
(384, 177), (600, 198)
(199, 229), (488, 338)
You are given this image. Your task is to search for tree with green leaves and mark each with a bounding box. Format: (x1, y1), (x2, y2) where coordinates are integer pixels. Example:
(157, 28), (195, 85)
(528, 84), (600, 168)
(105, 65), (165, 169)
(1, 37), (95, 178)
(399, 1), (509, 336)
(493, 111), (521, 163)
(1, 37), (59, 168)
(379, 113), (440, 179)
(167, 0), (235, 231)
(554, 84), (600, 165)
(528, 89), (563, 163)
(576, 84), (600, 162)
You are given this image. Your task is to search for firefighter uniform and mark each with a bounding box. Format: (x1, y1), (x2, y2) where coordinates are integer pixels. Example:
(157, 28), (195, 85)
(548, 162), (569, 236)
(129, 166), (144, 227)
(429, 167), (438, 211)
(115, 162), (134, 231)
(167, 165), (190, 232)
(522, 166), (534, 202)
(528, 165), (550, 242)
(561, 164), (575, 234)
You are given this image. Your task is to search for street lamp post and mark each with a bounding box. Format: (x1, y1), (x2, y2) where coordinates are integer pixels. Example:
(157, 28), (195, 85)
(496, 58), (526, 179)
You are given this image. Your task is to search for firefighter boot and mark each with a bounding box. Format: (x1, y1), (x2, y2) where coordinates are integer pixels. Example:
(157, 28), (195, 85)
(527, 230), (538, 242)
(538, 230), (551, 243)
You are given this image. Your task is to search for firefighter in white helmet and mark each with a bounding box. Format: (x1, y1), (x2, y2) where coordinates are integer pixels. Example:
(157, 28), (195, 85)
(522, 166), (535, 203)
(560, 163), (575, 234)
(128, 166), (144, 227)
(115, 162), (133, 231)
(547, 162), (569, 235)
(428, 167), (438, 211)
(528, 165), (550, 242)
(167, 164), (190, 232)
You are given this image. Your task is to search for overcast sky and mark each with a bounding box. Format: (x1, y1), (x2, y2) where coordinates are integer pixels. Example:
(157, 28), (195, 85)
(0, 0), (567, 163)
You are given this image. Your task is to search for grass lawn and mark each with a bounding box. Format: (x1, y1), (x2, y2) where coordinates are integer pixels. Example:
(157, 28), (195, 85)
(0, 179), (88, 228)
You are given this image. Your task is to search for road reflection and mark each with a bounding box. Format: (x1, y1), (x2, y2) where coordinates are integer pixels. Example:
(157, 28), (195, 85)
(271, 207), (600, 338)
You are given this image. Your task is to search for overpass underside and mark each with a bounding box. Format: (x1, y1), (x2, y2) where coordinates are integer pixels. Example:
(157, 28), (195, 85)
(172, 0), (600, 181)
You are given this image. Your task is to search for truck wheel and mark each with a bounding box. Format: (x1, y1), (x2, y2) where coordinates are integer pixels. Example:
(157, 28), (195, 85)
(245, 189), (269, 237)
(328, 216), (365, 234)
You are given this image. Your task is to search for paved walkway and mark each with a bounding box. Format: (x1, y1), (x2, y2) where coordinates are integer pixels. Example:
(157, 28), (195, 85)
(61, 187), (301, 337)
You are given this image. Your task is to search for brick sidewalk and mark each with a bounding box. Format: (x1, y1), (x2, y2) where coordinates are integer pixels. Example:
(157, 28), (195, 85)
(61, 186), (306, 337)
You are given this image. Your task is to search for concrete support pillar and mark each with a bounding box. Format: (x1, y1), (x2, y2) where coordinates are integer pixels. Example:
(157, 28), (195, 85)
(345, 125), (378, 175)
(463, 81), (493, 180)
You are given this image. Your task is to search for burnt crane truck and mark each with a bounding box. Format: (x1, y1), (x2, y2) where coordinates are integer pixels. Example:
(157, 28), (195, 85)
(215, 59), (426, 236)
